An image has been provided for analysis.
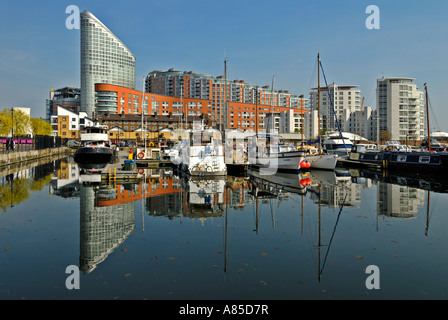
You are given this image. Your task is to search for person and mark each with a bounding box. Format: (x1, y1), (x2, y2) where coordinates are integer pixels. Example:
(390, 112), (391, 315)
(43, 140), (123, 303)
(11, 139), (15, 151)
(128, 149), (134, 160)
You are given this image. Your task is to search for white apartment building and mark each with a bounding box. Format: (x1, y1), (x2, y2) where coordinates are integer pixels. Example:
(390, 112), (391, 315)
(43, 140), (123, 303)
(303, 109), (320, 140)
(376, 77), (425, 142)
(80, 11), (136, 118)
(50, 106), (95, 137)
(309, 84), (361, 132)
(345, 105), (377, 141)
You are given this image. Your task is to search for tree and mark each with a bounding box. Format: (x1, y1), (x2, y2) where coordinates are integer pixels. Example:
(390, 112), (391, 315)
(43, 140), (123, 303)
(379, 130), (392, 142)
(0, 108), (32, 136)
(31, 118), (52, 136)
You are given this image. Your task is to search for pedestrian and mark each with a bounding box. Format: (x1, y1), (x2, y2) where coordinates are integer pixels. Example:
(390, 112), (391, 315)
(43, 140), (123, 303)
(11, 139), (15, 151)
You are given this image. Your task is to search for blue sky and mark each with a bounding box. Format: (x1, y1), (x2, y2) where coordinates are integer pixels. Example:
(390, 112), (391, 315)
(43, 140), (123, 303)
(1, 0), (447, 131)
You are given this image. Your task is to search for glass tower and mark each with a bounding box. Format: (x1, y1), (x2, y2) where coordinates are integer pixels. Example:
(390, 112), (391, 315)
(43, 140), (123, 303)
(80, 11), (135, 118)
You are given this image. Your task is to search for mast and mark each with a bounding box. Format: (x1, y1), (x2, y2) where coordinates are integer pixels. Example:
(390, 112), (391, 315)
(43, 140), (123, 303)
(300, 95), (304, 142)
(224, 57), (228, 133)
(270, 76), (275, 133)
(425, 83), (431, 152)
(255, 86), (259, 134)
(317, 53), (322, 153)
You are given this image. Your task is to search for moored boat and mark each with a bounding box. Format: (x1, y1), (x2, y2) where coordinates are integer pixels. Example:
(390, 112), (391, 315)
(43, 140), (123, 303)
(75, 125), (113, 164)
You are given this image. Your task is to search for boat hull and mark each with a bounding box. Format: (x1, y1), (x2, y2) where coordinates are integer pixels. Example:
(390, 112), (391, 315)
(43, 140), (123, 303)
(347, 151), (448, 175)
(252, 151), (305, 173)
(74, 147), (113, 164)
(306, 153), (338, 170)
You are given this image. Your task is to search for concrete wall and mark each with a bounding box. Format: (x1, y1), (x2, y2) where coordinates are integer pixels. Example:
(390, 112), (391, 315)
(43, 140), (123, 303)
(0, 147), (75, 167)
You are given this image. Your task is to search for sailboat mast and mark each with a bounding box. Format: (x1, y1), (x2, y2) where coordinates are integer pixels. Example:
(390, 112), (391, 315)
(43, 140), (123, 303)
(425, 83), (431, 152)
(317, 53), (322, 153)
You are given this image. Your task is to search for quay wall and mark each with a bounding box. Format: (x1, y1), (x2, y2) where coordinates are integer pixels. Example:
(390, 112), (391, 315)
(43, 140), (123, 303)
(0, 147), (75, 168)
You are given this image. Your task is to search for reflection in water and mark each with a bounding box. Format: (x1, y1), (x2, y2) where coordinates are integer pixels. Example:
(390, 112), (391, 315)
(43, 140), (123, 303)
(79, 184), (135, 274)
(47, 157), (448, 276)
(36, 156), (448, 298)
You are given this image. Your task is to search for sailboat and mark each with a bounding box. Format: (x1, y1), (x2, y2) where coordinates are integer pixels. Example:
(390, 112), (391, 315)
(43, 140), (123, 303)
(250, 76), (307, 173)
(301, 54), (338, 170)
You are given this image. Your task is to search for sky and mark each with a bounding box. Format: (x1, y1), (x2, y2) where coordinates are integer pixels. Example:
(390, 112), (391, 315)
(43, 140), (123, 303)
(1, 0), (447, 131)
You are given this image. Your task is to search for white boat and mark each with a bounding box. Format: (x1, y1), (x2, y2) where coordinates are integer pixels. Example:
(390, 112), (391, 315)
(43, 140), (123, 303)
(249, 134), (306, 173)
(74, 124), (113, 164)
(322, 133), (354, 157)
(179, 127), (227, 176)
(382, 141), (412, 152)
(305, 153), (339, 170)
(302, 54), (339, 170)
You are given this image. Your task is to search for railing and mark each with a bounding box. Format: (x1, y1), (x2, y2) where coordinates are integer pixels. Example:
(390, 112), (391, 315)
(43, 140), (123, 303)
(0, 136), (66, 154)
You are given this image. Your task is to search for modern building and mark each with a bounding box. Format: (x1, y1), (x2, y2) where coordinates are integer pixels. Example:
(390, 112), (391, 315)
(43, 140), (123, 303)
(45, 87), (81, 122)
(376, 77), (425, 142)
(95, 83), (307, 132)
(309, 84), (361, 133)
(145, 69), (306, 128)
(344, 105), (377, 141)
(80, 10), (136, 118)
(50, 105), (95, 138)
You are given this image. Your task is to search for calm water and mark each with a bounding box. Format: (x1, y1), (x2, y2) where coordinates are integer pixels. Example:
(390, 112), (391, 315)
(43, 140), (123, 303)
(1, 156), (448, 300)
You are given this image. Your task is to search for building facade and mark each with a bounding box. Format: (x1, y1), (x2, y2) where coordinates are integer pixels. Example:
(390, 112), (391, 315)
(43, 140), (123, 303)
(376, 77), (425, 142)
(95, 83), (307, 132)
(145, 69), (306, 128)
(309, 84), (361, 132)
(45, 87), (81, 122)
(50, 106), (95, 138)
(80, 11), (136, 118)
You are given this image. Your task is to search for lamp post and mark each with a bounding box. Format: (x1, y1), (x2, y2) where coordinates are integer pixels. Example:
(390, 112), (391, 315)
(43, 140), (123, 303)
(10, 107), (14, 140)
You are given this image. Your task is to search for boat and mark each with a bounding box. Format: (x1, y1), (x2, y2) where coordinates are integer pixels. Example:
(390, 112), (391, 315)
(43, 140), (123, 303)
(74, 124), (113, 164)
(300, 54), (339, 170)
(345, 84), (448, 175)
(322, 135), (354, 156)
(248, 133), (306, 173)
(381, 141), (412, 152)
(178, 126), (227, 176)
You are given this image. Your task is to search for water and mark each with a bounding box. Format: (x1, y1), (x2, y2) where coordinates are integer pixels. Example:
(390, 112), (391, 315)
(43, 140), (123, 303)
(1, 156), (448, 300)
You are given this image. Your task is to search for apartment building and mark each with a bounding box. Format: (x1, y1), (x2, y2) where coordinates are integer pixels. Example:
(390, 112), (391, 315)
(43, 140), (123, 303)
(95, 83), (307, 132)
(45, 87), (81, 122)
(80, 11), (136, 118)
(51, 106), (95, 138)
(376, 77), (425, 142)
(145, 69), (304, 126)
(309, 84), (361, 132)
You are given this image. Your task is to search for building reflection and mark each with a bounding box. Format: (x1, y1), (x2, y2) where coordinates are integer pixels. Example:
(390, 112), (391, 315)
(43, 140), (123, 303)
(48, 157), (448, 273)
(79, 184), (135, 273)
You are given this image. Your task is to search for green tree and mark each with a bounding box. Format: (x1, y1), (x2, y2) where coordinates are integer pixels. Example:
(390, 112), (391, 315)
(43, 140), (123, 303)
(31, 118), (52, 136)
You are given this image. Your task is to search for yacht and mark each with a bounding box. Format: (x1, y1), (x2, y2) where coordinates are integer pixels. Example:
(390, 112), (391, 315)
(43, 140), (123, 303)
(74, 125), (113, 164)
(178, 127), (227, 176)
(249, 133), (306, 173)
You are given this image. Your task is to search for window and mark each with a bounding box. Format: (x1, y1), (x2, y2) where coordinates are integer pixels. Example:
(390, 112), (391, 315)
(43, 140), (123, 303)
(419, 156), (430, 163)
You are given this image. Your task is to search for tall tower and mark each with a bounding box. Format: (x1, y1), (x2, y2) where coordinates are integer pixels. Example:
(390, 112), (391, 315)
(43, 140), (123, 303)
(80, 11), (136, 118)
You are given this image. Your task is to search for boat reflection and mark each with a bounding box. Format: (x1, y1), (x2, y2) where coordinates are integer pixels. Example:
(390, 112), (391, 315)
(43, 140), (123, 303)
(47, 156), (448, 276)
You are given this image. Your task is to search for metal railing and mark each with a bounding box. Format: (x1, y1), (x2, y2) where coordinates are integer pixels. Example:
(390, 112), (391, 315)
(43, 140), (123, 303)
(1, 136), (66, 154)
